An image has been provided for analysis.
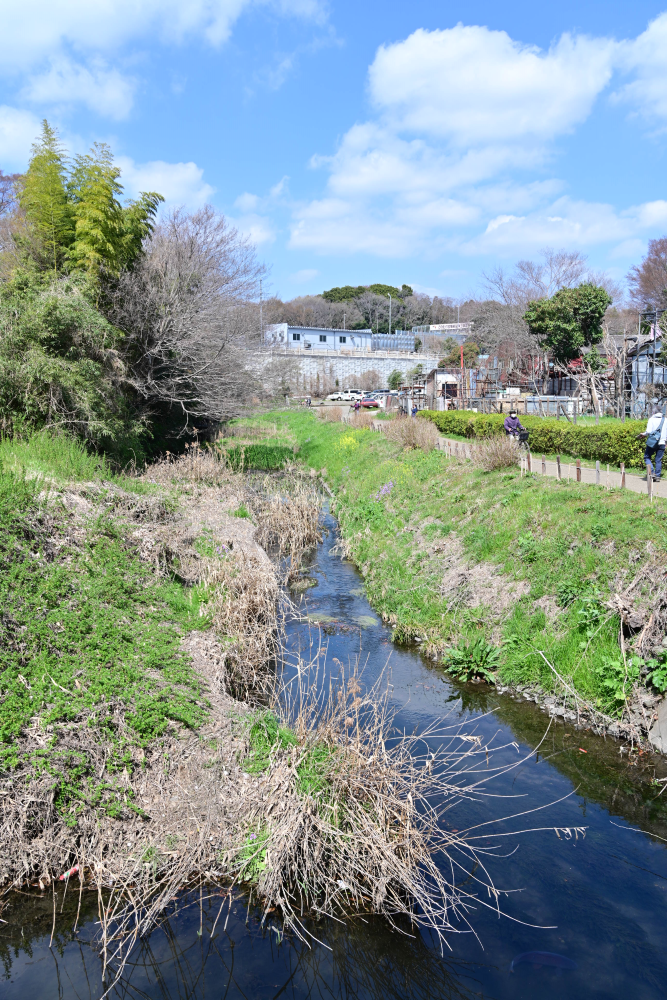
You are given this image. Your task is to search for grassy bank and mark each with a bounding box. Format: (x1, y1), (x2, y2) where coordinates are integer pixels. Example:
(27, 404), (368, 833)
(251, 410), (667, 719)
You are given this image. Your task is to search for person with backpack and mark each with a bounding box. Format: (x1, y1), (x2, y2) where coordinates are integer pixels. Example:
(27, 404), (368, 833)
(640, 405), (667, 481)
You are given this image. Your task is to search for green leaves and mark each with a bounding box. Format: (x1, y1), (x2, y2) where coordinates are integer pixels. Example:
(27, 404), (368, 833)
(593, 655), (642, 713)
(18, 120), (74, 274)
(442, 636), (500, 683)
(420, 410), (647, 469)
(523, 283), (612, 363)
(16, 123), (162, 282)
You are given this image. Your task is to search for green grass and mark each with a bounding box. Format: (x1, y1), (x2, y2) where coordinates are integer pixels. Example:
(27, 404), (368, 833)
(0, 463), (211, 825)
(0, 429), (163, 494)
(247, 410), (667, 713)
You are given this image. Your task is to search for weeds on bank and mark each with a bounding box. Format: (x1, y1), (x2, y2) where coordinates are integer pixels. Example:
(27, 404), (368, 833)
(248, 411), (667, 711)
(0, 468), (209, 821)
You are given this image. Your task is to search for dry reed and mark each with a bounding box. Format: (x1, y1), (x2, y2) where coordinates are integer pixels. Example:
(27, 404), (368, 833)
(253, 482), (323, 583)
(229, 660), (578, 950)
(470, 435), (520, 471)
(318, 406), (343, 423)
(384, 417), (440, 452)
(349, 410), (377, 429)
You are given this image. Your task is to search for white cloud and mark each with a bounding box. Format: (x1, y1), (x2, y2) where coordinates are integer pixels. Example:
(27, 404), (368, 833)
(0, 0), (325, 119)
(613, 13), (667, 125)
(290, 19), (667, 261)
(231, 213), (276, 245)
(290, 268), (319, 283)
(116, 156), (215, 207)
(0, 105), (42, 169)
(234, 192), (261, 212)
(22, 59), (136, 120)
(368, 25), (616, 145)
(0, 0), (325, 71)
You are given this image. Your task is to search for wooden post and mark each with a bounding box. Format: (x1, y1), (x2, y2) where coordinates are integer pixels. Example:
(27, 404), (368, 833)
(596, 460), (600, 486)
(527, 449), (532, 474)
(606, 463), (609, 489)
(621, 462), (626, 488)
(648, 470), (653, 502)
(556, 454), (561, 480)
(542, 454), (546, 476)
(576, 458), (581, 482)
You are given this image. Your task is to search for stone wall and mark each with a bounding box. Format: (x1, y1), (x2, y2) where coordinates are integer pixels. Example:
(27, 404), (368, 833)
(250, 348), (439, 395)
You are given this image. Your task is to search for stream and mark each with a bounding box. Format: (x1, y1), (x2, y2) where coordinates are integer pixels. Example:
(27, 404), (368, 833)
(4, 507), (667, 999)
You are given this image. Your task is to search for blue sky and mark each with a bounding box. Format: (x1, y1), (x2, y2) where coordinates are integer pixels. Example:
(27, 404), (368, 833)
(2, 1), (667, 301)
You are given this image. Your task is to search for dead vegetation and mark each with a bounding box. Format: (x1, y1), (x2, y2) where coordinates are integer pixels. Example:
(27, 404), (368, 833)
(470, 435), (520, 472)
(318, 406), (343, 423)
(0, 442), (567, 987)
(385, 416), (440, 452)
(253, 482), (323, 583)
(349, 410), (377, 429)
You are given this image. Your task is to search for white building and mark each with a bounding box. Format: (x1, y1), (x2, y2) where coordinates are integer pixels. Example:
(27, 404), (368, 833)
(264, 324), (416, 353)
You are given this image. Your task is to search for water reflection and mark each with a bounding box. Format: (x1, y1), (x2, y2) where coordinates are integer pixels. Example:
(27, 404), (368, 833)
(4, 506), (667, 998)
(0, 890), (482, 1000)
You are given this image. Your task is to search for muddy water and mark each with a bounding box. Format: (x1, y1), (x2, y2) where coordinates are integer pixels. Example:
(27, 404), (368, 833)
(4, 508), (667, 999)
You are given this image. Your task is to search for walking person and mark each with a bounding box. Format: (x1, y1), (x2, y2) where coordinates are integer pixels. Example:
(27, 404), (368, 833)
(354, 398), (361, 413)
(640, 404), (667, 482)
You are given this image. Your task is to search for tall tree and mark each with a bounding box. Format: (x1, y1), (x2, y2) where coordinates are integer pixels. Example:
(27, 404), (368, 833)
(627, 237), (667, 312)
(68, 143), (162, 279)
(18, 121), (74, 274)
(0, 170), (21, 217)
(523, 283), (612, 363)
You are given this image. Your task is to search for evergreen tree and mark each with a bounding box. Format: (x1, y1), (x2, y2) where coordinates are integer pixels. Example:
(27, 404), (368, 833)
(524, 283), (612, 363)
(68, 143), (163, 278)
(18, 121), (74, 274)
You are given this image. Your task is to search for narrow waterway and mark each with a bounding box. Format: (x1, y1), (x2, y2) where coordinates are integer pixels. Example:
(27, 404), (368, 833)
(4, 508), (667, 999)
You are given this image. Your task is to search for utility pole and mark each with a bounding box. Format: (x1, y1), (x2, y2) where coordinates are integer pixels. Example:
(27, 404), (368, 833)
(388, 294), (392, 336)
(343, 311), (346, 331)
(259, 278), (263, 345)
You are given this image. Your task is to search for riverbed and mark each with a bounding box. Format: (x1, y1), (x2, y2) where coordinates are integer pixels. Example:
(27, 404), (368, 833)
(3, 508), (667, 999)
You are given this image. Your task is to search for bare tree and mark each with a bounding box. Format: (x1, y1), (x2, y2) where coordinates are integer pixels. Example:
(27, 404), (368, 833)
(0, 171), (20, 217)
(627, 237), (667, 311)
(103, 205), (271, 429)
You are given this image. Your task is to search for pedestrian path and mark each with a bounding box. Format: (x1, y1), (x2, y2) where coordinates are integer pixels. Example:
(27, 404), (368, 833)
(370, 420), (666, 500)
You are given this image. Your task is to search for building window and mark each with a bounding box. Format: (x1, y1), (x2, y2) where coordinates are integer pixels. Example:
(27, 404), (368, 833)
(292, 333), (300, 341)
(319, 334), (327, 342)
(339, 336), (346, 343)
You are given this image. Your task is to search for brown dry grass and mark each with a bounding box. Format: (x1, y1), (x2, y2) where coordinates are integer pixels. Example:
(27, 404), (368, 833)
(229, 662), (565, 951)
(253, 481), (323, 583)
(470, 435), (520, 471)
(384, 416), (440, 452)
(318, 406), (343, 423)
(349, 410), (377, 429)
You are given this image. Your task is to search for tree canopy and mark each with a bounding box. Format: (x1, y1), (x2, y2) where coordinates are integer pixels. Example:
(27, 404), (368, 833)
(523, 283), (612, 363)
(15, 121), (162, 282)
(439, 341), (479, 368)
(321, 282), (413, 303)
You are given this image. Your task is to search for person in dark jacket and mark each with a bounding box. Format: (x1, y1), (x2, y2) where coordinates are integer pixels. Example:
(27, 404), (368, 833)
(503, 409), (525, 436)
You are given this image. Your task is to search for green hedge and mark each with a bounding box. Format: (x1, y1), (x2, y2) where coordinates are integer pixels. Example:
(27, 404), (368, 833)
(419, 410), (647, 469)
(220, 443), (293, 471)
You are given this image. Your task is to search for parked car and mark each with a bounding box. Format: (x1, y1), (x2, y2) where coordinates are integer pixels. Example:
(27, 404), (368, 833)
(360, 398), (380, 408)
(326, 392), (343, 400)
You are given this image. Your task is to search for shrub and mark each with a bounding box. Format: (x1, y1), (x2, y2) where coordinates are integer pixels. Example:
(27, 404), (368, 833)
(318, 406), (343, 422)
(471, 435), (519, 471)
(349, 410), (376, 429)
(420, 410), (646, 468)
(384, 416), (440, 452)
